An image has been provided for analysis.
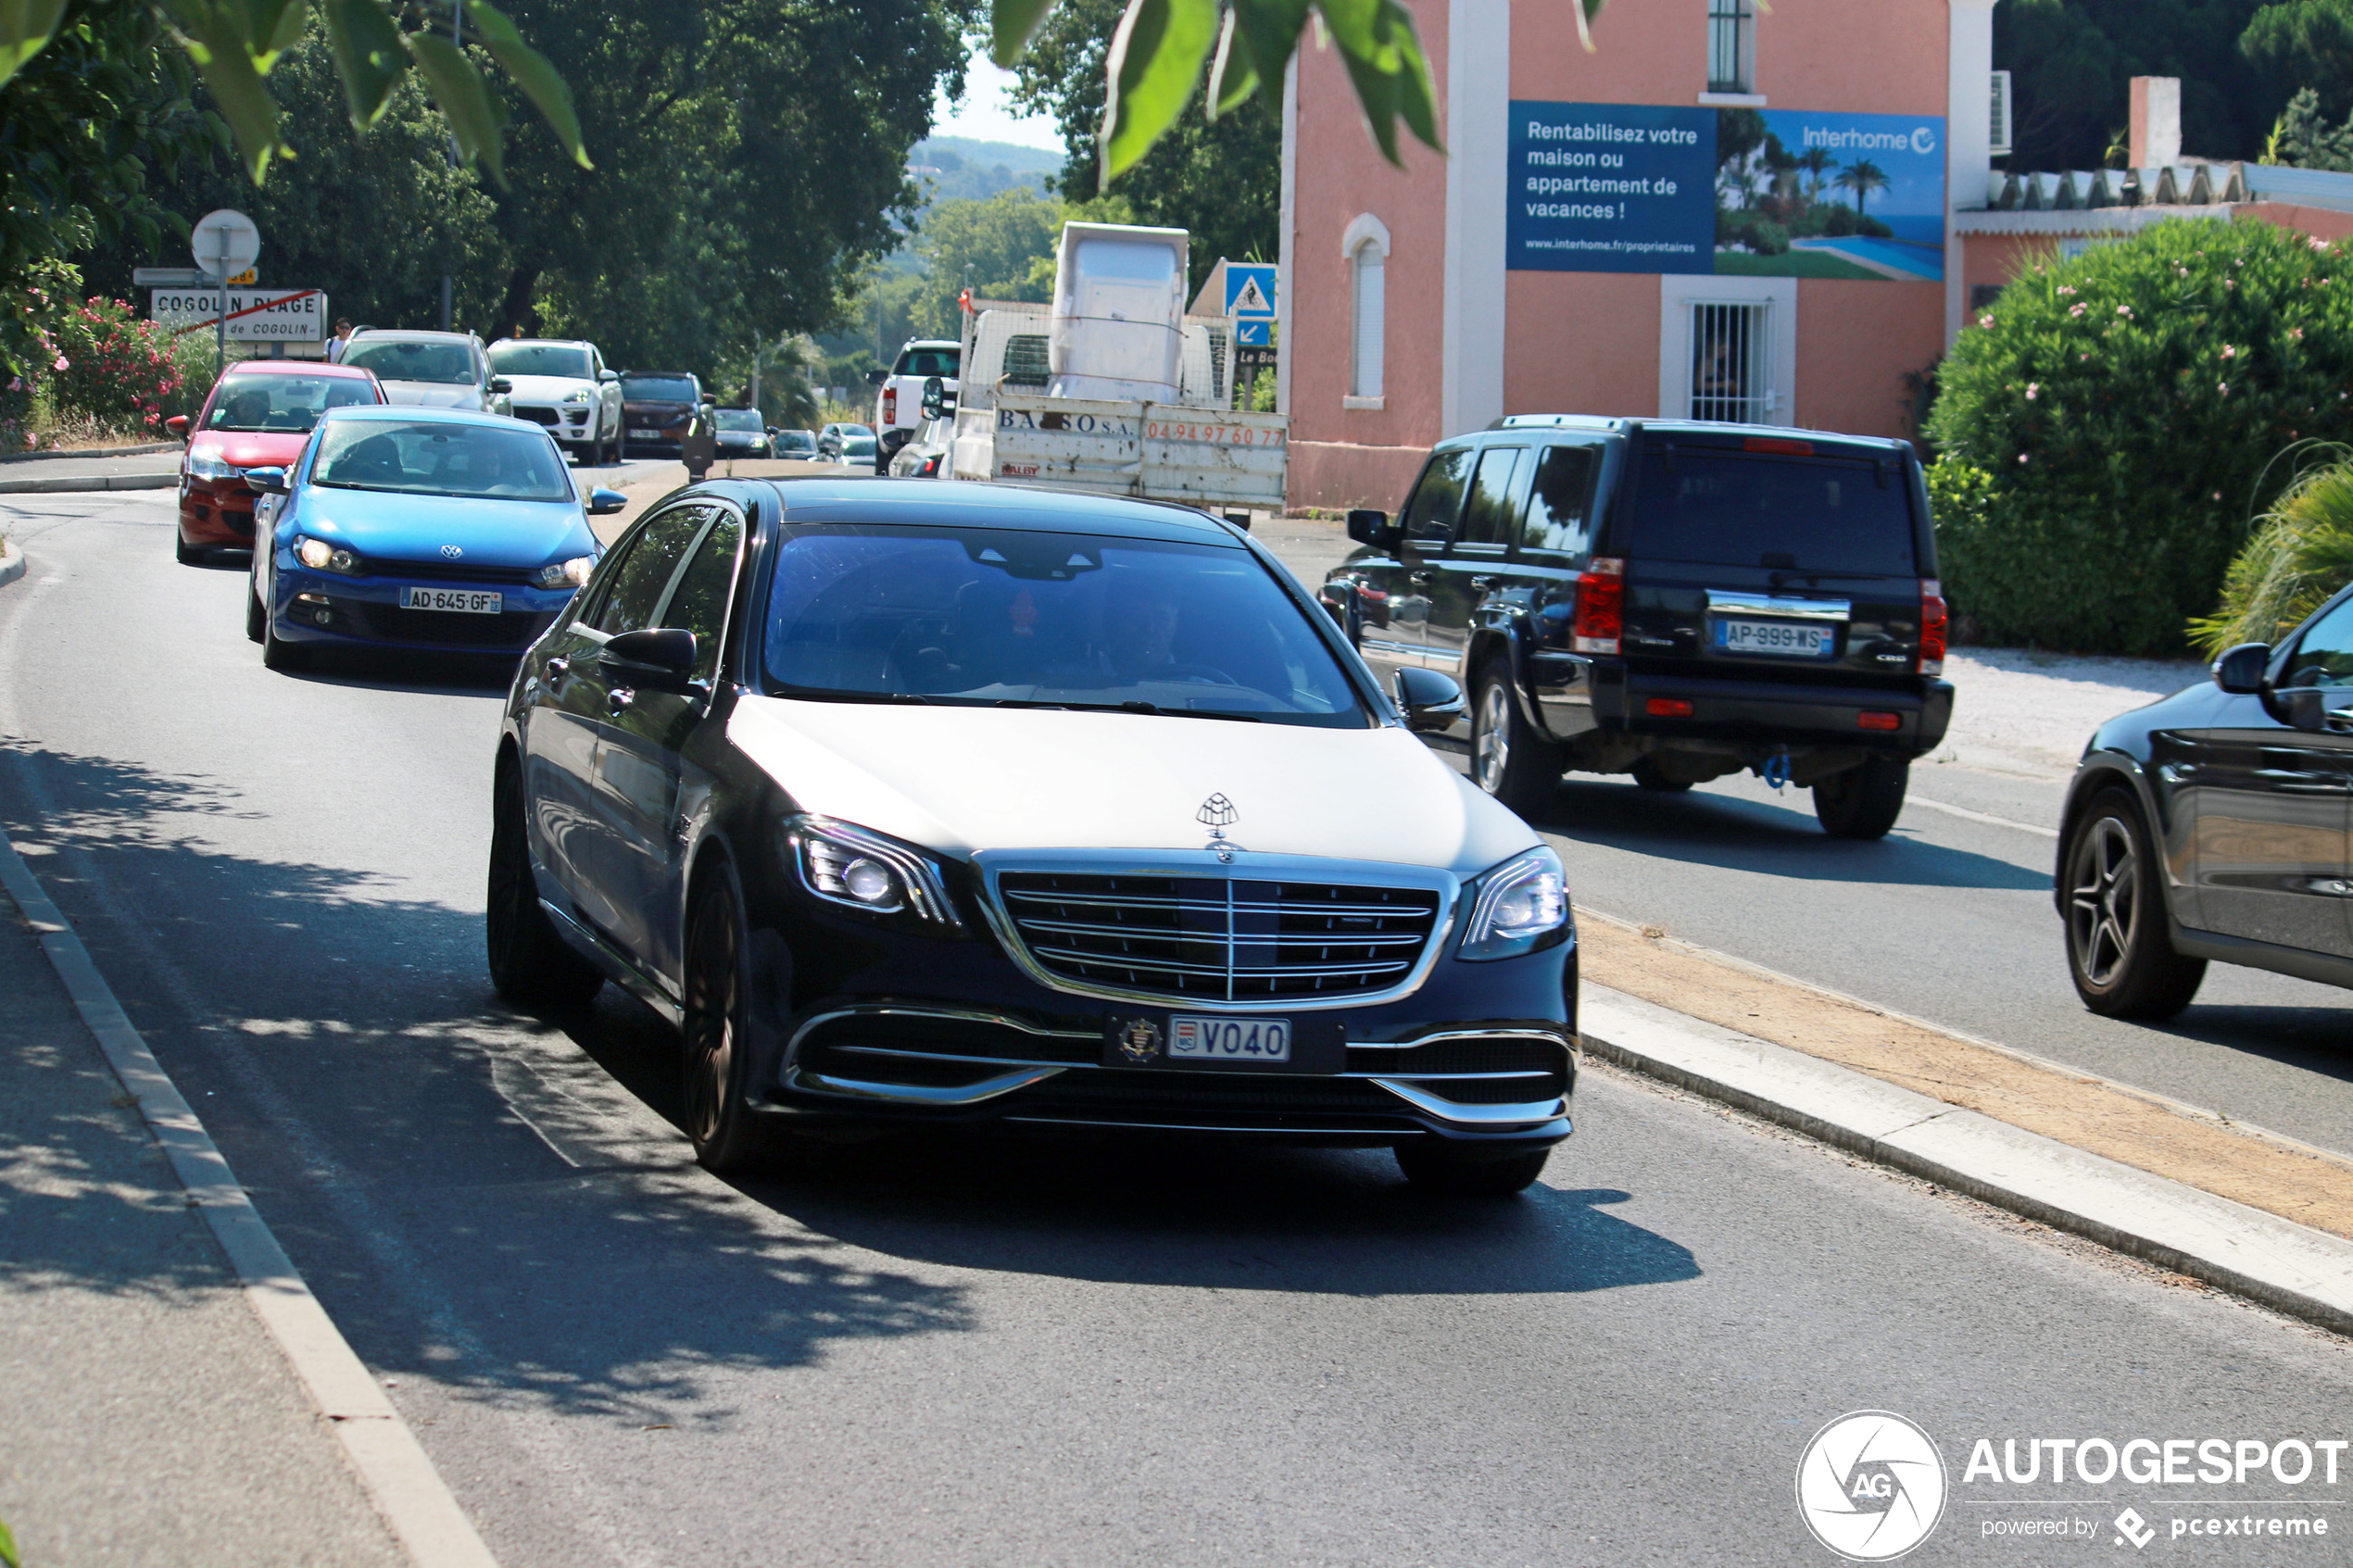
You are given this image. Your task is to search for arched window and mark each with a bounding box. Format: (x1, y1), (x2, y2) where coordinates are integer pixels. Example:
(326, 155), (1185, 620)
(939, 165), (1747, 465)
(1342, 214), (1390, 404)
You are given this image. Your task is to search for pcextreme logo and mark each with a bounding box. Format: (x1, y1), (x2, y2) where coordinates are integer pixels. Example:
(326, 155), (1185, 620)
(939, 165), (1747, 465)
(1796, 1411), (1950, 1561)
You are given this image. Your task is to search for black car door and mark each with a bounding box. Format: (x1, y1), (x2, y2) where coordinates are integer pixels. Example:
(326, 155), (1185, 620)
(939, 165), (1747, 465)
(591, 505), (745, 979)
(2183, 595), (2353, 956)
(1424, 445), (1528, 685)
(560, 502), (715, 949)
(1344, 446), (1473, 686)
(1515, 443), (1604, 740)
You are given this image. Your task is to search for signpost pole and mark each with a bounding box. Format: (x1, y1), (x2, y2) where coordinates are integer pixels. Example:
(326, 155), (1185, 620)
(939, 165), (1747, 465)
(213, 229), (230, 378)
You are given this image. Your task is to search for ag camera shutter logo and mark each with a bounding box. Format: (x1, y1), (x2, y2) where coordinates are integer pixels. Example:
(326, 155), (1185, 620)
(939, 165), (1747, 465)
(1796, 1411), (1948, 1561)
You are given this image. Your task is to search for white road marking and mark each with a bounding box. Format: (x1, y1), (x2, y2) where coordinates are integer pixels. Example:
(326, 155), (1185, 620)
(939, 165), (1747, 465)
(1906, 793), (2060, 840)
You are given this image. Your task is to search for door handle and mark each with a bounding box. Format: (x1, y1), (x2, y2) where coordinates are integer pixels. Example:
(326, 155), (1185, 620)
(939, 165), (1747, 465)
(608, 686), (635, 715)
(1470, 575), (1499, 592)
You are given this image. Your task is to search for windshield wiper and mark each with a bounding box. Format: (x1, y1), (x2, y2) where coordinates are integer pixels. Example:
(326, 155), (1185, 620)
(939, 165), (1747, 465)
(774, 687), (939, 705)
(985, 697), (1260, 722)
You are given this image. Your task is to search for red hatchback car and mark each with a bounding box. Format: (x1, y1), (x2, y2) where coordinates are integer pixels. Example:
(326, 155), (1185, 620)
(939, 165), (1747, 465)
(167, 360), (385, 562)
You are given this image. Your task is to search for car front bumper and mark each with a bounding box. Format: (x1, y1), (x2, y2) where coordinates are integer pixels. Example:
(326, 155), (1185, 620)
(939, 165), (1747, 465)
(514, 403), (599, 442)
(743, 884), (1579, 1150)
(179, 475), (258, 545)
(271, 565), (573, 655)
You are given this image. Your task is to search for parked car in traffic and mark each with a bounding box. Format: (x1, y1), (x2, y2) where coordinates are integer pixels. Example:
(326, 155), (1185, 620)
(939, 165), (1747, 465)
(165, 360), (385, 564)
(886, 416), (952, 477)
(817, 421), (873, 459)
(712, 407), (771, 459)
(2058, 595), (2353, 1019)
(1321, 417), (1952, 838)
(620, 371), (710, 458)
(488, 337), (623, 466)
(484, 478), (1576, 1192)
(337, 330), (512, 417)
(836, 433), (877, 469)
(241, 406), (625, 671)
(867, 338), (961, 472)
(773, 428), (818, 459)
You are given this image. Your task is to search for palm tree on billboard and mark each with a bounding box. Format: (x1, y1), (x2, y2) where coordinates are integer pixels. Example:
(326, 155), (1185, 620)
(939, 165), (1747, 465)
(1797, 145), (1837, 203)
(1834, 159), (1890, 217)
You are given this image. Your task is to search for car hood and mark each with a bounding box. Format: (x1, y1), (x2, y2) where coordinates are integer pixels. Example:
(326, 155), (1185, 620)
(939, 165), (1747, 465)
(623, 399), (694, 420)
(289, 483), (594, 567)
(726, 696), (1536, 873)
(378, 382), (484, 409)
(190, 432), (309, 468)
(501, 374), (594, 403)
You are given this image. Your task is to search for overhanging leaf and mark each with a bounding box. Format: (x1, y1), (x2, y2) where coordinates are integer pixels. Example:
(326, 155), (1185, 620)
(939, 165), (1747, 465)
(321, 0), (405, 128)
(0, 0), (67, 92)
(467, 0), (590, 169)
(1101, 0), (1219, 183)
(1228, 0), (1310, 89)
(409, 31), (505, 185)
(163, 2), (288, 181)
(989, 0), (1061, 68)
(245, 0), (307, 70)
(1208, 7), (1256, 118)
(1574, 0), (1607, 54)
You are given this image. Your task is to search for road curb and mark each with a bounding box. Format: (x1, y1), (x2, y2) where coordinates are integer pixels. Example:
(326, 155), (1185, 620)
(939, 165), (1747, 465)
(0, 832), (501, 1568)
(1579, 983), (2353, 1336)
(0, 440), (176, 464)
(0, 471), (177, 495)
(0, 539), (20, 589)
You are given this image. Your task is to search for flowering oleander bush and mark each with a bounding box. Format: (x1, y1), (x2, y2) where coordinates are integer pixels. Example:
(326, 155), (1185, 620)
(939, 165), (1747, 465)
(0, 258), (81, 451)
(48, 295), (209, 437)
(1926, 220), (2353, 655)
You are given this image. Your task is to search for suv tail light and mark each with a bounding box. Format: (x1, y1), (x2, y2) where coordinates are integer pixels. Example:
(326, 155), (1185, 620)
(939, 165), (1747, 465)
(883, 385), (898, 424)
(1919, 578), (1947, 676)
(1572, 556), (1625, 655)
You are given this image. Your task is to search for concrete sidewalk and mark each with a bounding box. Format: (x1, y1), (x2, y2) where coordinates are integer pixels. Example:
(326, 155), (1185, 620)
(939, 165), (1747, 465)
(0, 884), (409, 1564)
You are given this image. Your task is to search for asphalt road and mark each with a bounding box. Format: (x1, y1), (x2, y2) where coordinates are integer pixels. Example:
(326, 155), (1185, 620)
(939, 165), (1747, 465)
(5, 491), (2353, 1566)
(1245, 520), (2353, 1163)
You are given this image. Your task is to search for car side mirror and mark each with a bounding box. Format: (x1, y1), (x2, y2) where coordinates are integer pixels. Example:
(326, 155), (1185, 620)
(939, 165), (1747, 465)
(1393, 667), (1466, 734)
(166, 414), (190, 441)
(1347, 508), (1398, 548)
(600, 627), (697, 690)
(865, 368), (888, 387)
(2212, 641), (2271, 696)
(488, 376), (512, 395)
(598, 369), (619, 383)
(242, 466), (288, 494)
(920, 374), (955, 420)
(586, 487), (628, 516)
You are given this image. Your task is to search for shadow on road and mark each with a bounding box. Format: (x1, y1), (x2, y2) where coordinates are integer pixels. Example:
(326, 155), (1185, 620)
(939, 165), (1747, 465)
(1535, 777), (2051, 892)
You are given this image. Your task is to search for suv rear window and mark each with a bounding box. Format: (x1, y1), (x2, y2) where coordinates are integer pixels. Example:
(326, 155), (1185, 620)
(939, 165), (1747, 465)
(1628, 449), (1916, 576)
(894, 346), (960, 379)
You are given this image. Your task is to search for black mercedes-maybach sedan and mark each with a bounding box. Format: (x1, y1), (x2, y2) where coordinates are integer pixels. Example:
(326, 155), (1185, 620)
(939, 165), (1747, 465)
(487, 478), (1578, 1194)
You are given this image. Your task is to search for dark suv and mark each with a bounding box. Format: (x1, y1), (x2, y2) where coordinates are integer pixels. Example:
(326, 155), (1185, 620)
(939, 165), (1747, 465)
(1321, 417), (1953, 838)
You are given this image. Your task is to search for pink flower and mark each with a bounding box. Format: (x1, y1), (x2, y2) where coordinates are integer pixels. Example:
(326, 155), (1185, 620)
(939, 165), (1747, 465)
(2221, 345), (2237, 359)
(53, 356), (67, 370)
(2070, 303), (2087, 317)
(2116, 305), (2133, 318)
(1979, 314), (1995, 329)
(2018, 453), (2030, 464)
(2292, 327), (2306, 340)
(2219, 383), (2231, 396)
(2057, 285), (2076, 296)
(2026, 383), (2040, 400)
(2225, 279), (2236, 290)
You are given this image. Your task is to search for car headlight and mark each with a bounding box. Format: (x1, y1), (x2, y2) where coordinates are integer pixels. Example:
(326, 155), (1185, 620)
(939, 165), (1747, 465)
(186, 446), (239, 481)
(1455, 847), (1571, 961)
(786, 814), (963, 933)
(294, 535), (364, 575)
(561, 387), (592, 404)
(532, 555), (596, 590)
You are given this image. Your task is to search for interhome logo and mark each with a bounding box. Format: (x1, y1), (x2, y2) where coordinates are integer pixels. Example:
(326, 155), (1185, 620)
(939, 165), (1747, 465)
(1795, 1411), (1948, 1562)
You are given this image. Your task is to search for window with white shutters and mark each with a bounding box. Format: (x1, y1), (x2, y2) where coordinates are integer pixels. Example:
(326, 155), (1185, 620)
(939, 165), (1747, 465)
(1351, 243), (1386, 401)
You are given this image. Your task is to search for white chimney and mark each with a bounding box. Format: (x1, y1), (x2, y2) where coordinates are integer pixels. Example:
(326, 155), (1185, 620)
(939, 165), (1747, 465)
(2131, 77), (2182, 169)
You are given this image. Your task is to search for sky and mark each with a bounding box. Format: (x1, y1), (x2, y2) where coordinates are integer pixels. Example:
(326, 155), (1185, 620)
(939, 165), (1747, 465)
(930, 56), (1063, 151)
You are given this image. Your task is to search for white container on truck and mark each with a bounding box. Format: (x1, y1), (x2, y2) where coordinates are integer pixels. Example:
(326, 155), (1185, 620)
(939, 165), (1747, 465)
(948, 222), (1289, 510)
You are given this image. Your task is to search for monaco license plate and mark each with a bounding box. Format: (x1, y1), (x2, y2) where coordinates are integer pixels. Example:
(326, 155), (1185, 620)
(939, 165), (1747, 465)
(1715, 617), (1832, 658)
(1170, 1015), (1290, 1062)
(399, 586), (501, 614)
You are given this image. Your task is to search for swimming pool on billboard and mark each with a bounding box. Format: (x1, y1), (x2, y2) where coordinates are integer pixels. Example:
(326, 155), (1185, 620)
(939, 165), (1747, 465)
(1712, 108), (1945, 282)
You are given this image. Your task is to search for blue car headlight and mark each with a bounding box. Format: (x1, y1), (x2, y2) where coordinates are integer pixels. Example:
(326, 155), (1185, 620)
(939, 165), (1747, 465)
(1456, 846), (1571, 961)
(294, 534), (365, 575)
(532, 555), (596, 590)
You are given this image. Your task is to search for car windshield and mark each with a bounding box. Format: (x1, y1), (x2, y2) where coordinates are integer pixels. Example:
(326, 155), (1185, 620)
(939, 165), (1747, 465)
(893, 346), (960, 379)
(623, 376), (698, 403)
(1628, 450), (1918, 576)
(840, 437), (876, 457)
(488, 344), (592, 379)
(311, 420), (572, 502)
(204, 374), (375, 433)
(340, 339), (477, 385)
(779, 432), (814, 450)
(714, 408), (762, 431)
(761, 524), (1367, 727)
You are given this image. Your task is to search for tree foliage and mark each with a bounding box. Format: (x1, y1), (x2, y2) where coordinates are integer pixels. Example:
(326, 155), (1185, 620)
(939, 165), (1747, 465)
(1994, 0), (2276, 170)
(2187, 452), (2353, 653)
(1926, 220), (2353, 654)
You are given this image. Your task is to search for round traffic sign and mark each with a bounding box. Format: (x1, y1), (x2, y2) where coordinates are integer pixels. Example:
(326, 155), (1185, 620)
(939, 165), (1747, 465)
(190, 208), (260, 279)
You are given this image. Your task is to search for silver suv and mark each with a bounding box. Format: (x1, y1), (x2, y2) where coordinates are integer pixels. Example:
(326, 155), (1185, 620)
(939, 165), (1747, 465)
(338, 330), (512, 418)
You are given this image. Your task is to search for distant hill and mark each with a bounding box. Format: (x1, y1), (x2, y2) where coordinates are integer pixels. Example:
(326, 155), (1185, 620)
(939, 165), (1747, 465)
(907, 135), (1062, 204)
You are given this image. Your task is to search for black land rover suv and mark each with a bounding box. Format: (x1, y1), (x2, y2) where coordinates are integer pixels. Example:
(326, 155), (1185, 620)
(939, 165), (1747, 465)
(1320, 416), (1954, 838)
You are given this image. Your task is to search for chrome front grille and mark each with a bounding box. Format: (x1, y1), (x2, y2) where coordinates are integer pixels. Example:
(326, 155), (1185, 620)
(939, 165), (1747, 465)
(995, 872), (1442, 1003)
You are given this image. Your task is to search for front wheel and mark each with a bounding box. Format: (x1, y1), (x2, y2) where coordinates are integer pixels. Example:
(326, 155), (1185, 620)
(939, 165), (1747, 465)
(681, 872), (769, 1173)
(1813, 757), (1907, 839)
(2063, 790), (2205, 1019)
(245, 576), (266, 644)
(1395, 1141), (1552, 1197)
(1469, 660), (1565, 820)
(260, 615), (307, 672)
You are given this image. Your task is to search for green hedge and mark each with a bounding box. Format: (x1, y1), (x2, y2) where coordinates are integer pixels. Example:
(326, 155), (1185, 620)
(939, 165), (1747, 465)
(1925, 219), (2353, 655)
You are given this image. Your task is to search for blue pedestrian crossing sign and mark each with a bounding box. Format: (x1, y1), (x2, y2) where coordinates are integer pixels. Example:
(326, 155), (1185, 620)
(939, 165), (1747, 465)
(1224, 263), (1277, 323)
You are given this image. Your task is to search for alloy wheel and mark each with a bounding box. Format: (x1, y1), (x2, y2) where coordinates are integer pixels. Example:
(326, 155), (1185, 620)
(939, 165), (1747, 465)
(2068, 814), (2138, 987)
(1474, 680), (1511, 792)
